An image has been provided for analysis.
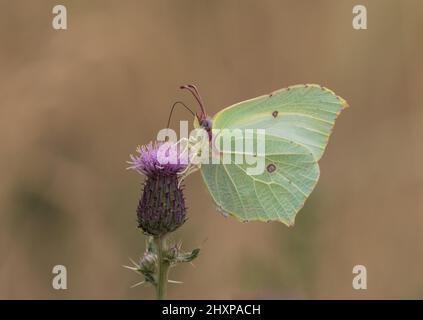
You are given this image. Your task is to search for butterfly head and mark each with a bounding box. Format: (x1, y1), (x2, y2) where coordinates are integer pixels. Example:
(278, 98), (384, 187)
(199, 116), (212, 131)
(180, 84), (213, 139)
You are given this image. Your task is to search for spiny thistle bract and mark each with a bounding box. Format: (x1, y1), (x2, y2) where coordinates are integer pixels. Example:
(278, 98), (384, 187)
(137, 173), (186, 236)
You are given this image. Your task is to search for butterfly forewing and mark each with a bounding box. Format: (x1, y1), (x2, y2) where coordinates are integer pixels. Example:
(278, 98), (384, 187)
(212, 84), (348, 161)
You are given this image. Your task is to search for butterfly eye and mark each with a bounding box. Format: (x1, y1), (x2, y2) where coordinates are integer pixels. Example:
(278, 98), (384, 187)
(200, 118), (212, 130)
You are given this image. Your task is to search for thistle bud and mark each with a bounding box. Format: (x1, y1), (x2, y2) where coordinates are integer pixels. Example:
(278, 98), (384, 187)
(137, 174), (186, 236)
(128, 141), (188, 236)
(139, 252), (157, 275)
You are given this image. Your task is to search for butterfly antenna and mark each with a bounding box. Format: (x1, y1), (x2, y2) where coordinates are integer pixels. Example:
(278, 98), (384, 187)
(187, 84), (203, 104)
(180, 85), (207, 119)
(166, 101), (195, 129)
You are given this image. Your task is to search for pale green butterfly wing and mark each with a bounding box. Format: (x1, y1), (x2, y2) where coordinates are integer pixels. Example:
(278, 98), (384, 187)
(200, 84), (348, 225)
(212, 84), (349, 160)
(200, 135), (319, 225)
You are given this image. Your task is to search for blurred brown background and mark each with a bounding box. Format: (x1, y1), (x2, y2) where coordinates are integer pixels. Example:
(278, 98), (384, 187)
(0, 0), (422, 299)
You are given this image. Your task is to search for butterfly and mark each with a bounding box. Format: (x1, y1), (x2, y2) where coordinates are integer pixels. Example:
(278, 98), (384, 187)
(180, 84), (348, 226)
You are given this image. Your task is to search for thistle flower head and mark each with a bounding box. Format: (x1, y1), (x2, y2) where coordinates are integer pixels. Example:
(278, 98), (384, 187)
(128, 141), (187, 177)
(128, 141), (187, 236)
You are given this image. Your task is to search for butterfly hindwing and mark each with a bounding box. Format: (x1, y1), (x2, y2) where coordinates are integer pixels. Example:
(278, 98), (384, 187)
(200, 134), (319, 225)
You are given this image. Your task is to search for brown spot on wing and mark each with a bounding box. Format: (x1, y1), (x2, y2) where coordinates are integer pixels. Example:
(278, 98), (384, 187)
(267, 164), (276, 173)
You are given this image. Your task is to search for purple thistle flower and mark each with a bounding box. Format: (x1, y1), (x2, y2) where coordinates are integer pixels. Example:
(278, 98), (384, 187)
(128, 141), (188, 176)
(128, 141), (187, 236)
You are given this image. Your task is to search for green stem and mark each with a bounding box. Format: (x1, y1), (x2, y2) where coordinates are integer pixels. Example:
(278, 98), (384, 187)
(154, 235), (169, 300)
